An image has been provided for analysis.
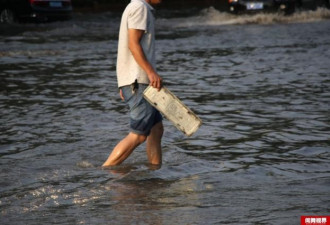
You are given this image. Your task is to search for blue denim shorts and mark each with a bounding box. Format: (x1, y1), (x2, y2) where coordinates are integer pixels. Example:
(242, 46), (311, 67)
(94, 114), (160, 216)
(121, 84), (162, 136)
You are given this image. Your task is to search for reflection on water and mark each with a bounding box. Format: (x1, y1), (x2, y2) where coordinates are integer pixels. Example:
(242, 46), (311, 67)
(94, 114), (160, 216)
(1, 8), (330, 225)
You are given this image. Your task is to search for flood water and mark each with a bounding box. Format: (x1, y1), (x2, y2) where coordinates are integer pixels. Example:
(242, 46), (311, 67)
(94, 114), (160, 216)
(1, 7), (330, 224)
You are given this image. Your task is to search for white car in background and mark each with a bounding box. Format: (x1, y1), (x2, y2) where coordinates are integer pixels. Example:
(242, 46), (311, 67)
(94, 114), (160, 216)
(228, 0), (329, 14)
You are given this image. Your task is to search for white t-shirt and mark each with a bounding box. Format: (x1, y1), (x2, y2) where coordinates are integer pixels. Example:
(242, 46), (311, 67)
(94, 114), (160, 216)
(116, 0), (156, 88)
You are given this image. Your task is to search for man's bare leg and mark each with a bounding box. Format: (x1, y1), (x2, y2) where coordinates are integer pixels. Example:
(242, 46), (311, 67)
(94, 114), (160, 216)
(146, 122), (164, 165)
(102, 132), (147, 167)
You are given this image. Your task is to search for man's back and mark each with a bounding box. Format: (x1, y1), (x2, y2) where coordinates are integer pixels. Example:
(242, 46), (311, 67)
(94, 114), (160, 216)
(116, 0), (156, 88)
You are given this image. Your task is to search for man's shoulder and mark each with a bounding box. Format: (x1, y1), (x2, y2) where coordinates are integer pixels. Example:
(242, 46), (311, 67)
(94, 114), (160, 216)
(126, 0), (147, 12)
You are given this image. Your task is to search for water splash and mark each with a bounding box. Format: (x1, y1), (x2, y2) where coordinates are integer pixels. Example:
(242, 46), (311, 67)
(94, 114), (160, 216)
(171, 7), (330, 27)
(76, 161), (95, 168)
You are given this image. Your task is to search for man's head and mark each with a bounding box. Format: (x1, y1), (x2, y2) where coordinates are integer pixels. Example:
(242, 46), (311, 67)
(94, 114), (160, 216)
(146, 0), (162, 5)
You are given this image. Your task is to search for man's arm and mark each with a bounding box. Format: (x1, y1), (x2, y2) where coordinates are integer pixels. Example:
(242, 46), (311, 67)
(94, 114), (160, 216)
(128, 28), (162, 90)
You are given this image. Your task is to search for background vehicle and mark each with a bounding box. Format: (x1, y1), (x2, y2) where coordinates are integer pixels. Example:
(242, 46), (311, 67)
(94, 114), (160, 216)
(228, 0), (330, 14)
(295, 0), (330, 9)
(0, 0), (72, 23)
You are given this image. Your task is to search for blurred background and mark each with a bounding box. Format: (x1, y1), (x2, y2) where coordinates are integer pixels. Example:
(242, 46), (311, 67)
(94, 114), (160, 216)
(71, 0), (228, 11)
(1, 0), (329, 24)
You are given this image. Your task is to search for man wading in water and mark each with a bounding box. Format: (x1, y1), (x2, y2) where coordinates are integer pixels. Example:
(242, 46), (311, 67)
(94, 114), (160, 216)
(102, 0), (163, 167)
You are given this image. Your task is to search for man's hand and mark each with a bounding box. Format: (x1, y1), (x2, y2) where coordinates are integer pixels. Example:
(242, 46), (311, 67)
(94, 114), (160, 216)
(148, 71), (162, 91)
(119, 88), (124, 101)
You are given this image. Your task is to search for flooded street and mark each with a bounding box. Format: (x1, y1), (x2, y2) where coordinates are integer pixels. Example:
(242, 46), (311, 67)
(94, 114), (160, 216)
(1, 8), (330, 224)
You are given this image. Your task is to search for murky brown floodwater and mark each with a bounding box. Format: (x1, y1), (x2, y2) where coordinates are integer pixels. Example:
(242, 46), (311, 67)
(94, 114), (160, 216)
(1, 8), (330, 224)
